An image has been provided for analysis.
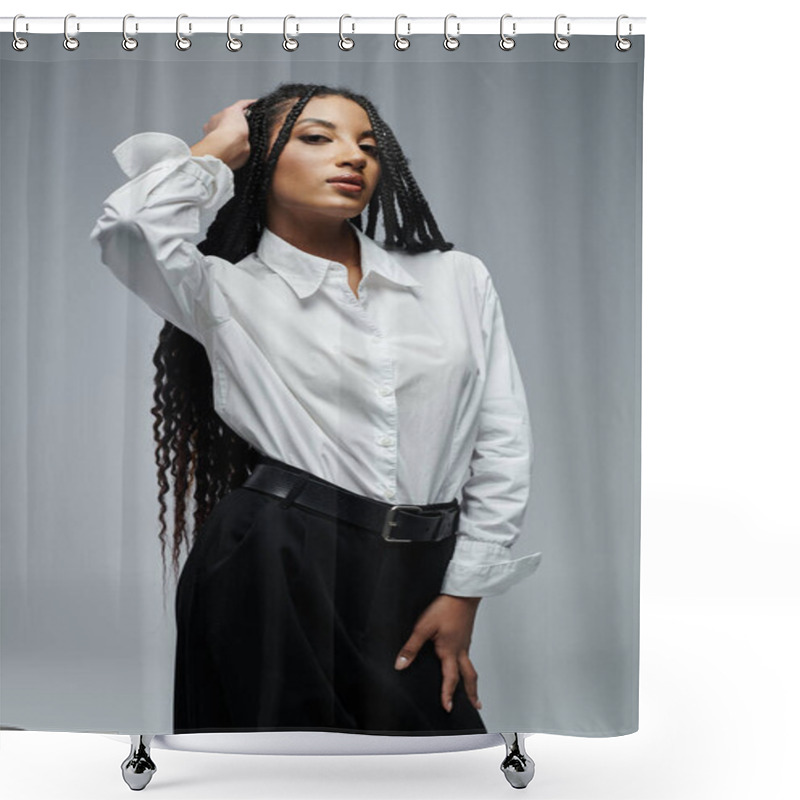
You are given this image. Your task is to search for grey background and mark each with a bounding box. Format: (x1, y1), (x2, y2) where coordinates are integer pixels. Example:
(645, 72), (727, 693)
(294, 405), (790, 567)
(0, 33), (643, 735)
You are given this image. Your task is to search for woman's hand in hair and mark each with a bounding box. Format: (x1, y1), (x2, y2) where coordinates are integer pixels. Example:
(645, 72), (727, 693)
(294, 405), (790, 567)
(190, 98), (259, 171)
(394, 594), (483, 713)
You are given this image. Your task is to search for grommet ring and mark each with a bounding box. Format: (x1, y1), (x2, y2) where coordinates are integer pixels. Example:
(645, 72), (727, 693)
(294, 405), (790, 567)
(615, 14), (632, 51)
(339, 14), (355, 50)
(394, 14), (410, 50)
(122, 14), (138, 51)
(227, 15), (243, 51)
(12, 14), (29, 52)
(499, 13), (515, 50)
(175, 14), (191, 51)
(283, 15), (299, 51)
(553, 14), (570, 51)
(63, 13), (80, 51)
(443, 14), (460, 51)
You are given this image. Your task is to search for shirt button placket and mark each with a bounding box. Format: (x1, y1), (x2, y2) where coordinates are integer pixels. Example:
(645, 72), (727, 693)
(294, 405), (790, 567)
(344, 289), (396, 502)
(371, 330), (397, 501)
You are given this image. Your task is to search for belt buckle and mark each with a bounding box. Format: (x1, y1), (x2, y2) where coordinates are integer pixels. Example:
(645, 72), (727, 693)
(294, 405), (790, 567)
(381, 504), (423, 542)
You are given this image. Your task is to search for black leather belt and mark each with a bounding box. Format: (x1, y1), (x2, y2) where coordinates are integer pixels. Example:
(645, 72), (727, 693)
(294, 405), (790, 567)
(242, 456), (459, 543)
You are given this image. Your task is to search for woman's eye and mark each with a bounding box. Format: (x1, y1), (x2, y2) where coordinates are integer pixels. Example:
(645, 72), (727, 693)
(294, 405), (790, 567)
(300, 134), (329, 143)
(300, 134), (377, 154)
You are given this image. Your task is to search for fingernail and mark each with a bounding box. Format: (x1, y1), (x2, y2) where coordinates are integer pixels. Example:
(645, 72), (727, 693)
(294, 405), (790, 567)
(476, 700), (483, 709)
(394, 655), (409, 670)
(446, 700), (453, 712)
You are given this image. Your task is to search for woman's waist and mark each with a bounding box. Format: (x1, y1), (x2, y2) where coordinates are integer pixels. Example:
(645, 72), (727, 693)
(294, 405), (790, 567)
(244, 452), (461, 544)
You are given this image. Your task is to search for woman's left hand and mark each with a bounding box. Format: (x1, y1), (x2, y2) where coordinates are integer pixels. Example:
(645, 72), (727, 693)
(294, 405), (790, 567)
(394, 594), (483, 713)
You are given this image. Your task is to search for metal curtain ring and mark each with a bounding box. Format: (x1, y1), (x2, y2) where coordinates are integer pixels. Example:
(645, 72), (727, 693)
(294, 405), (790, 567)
(443, 13), (460, 51)
(499, 13), (515, 50)
(339, 14), (355, 50)
(283, 15), (299, 51)
(63, 13), (79, 51)
(12, 14), (29, 52)
(394, 14), (410, 50)
(615, 14), (632, 51)
(122, 14), (138, 51)
(227, 14), (243, 51)
(553, 14), (570, 51)
(175, 14), (191, 51)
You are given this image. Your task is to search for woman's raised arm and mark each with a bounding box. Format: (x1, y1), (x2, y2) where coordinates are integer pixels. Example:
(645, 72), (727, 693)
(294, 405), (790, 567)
(88, 99), (257, 342)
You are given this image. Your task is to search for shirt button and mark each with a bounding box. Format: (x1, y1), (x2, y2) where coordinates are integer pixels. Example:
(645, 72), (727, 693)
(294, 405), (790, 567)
(378, 386), (392, 397)
(379, 436), (394, 447)
(384, 489), (396, 499)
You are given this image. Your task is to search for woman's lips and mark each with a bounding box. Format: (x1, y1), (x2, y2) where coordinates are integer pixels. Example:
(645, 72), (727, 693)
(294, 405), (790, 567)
(328, 181), (364, 193)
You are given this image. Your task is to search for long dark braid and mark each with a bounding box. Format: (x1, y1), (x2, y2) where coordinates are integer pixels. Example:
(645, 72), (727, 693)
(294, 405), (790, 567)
(153, 83), (455, 588)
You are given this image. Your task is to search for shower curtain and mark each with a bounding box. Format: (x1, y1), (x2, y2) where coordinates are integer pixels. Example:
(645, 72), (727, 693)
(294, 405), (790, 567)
(0, 28), (644, 739)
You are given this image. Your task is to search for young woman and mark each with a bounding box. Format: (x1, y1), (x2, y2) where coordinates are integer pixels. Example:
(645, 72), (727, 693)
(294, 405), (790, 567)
(90, 82), (541, 735)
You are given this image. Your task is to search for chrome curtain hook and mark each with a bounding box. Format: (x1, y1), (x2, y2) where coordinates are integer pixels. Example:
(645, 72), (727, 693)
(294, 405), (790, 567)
(283, 15), (299, 51)
(394, 14), (410, 51)
(122, 14), (138, 51)
(499, 13), (516, 50)
(63, 13), (79, 51)
(12, 14), (29, 52)
(443, 13), (460, 51)
(615, 14), (632, 51)
(227, 14), (243, 51)
(553, 14), (570, 51)
(175, 13), (191, 51)
(339, 14), (355, 50)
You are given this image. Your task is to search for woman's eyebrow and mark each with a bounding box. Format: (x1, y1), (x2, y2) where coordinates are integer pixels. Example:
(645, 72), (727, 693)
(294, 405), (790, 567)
(296, 118), (375, 138)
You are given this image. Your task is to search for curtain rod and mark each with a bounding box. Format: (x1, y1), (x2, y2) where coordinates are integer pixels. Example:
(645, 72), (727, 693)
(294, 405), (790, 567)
(0, 16), (646, 36)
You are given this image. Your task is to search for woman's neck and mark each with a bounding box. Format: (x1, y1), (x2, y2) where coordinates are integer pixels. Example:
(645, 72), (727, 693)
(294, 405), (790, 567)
(268, 217), (360, 269)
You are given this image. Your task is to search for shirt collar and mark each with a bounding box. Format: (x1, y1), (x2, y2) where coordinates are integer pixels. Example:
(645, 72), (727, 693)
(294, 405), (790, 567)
(255, 220), (422, 300)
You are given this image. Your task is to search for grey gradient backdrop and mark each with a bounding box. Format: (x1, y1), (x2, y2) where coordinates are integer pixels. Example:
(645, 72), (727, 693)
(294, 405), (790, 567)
(0, 32), (643, 736)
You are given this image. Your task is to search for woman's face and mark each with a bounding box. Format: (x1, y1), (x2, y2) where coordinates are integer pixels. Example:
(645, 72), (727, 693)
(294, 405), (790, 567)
(266, 95), (381, 225)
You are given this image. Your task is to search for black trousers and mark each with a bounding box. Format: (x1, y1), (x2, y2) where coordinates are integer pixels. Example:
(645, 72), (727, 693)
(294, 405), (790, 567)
(173, 456), (487, 735)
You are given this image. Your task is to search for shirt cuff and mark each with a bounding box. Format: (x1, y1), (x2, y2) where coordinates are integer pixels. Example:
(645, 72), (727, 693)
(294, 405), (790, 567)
(439, 536), (542, 598)
(111, 131), (234, 210)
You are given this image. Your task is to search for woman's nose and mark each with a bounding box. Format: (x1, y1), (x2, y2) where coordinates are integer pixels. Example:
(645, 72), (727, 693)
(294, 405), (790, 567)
(337, 144), (367, 167)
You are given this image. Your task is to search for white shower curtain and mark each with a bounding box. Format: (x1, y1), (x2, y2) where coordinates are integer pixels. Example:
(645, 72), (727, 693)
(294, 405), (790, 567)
(1, 26), (643, 740)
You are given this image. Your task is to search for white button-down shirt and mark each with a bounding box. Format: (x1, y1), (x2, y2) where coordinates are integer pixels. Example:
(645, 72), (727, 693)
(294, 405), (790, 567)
(89, 131), (542, 597)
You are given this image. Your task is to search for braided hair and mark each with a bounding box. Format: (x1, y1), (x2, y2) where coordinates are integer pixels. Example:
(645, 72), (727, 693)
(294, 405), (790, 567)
(153, 82), (454, 587)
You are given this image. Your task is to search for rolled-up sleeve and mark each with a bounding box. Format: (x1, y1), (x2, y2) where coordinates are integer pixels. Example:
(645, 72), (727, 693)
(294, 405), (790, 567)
(88, 131), (235, 340)
(440, 266), (542, 597)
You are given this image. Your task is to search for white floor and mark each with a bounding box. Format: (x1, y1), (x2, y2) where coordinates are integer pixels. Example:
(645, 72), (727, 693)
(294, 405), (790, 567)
(2, 596), (797, 800)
